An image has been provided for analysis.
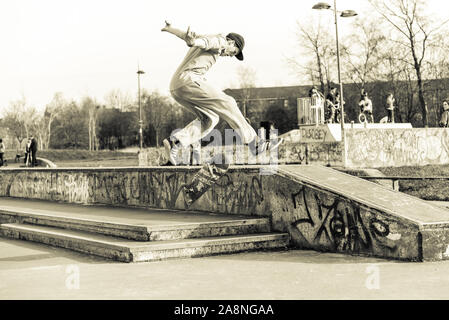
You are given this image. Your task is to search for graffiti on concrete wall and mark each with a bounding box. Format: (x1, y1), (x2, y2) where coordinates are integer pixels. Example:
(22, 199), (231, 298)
(346, 128), (449, 167)
(138, 143), (343, 166)
(138, 148), (166, 166)
(277, 142), (342, 166)
(273, 183), (404, 256)
(0, 170), (190, 208)
(208, 174), (264, 214)
(88, 171), (188, 208)
(0, 169), (266, 214)
(89, 170), (267, 213)
(0, 172), (90, 203)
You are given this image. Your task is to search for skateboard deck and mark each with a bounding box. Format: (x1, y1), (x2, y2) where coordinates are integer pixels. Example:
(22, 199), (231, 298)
(183, 162), (230, 207)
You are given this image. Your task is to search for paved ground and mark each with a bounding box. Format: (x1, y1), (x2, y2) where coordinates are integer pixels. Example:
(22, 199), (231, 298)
(2, 197), (449, 300)
(2, 236), (449, 300)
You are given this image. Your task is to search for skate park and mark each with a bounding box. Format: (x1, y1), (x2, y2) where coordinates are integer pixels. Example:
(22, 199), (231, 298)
(4, 87), (449, 301)
(4, 0), (449, 302)
(3, 115), (449, 264)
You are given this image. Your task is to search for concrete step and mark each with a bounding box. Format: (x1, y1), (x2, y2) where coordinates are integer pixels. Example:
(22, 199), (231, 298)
(0, 223), (289, 262)
(0, 207), (271, 241)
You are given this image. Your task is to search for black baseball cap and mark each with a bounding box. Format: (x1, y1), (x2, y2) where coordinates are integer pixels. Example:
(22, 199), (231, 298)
(226, 33), (244, 61)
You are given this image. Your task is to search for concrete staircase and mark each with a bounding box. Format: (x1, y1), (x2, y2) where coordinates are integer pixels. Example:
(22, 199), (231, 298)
(0, 204), (289, 262)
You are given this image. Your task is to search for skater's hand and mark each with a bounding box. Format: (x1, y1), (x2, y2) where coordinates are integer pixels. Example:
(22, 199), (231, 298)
(185, 26), (195, 47)
(161, 20), (171, 32)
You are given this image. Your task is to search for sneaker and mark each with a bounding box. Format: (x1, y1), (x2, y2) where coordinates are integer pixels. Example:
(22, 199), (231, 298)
(163, 138), (181, 166)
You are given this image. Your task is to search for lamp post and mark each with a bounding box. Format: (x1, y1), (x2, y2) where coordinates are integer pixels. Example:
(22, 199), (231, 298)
(137, 69), (145, 150)
(312, 1), (357, 166)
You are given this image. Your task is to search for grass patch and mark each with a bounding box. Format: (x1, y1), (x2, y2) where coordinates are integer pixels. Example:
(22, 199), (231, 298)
(56, 158), (139, 167)
(378, 165), (449, 201)
(3, 149), (137, 162)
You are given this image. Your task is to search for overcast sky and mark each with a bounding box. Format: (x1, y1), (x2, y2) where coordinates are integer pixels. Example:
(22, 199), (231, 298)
(0, 0), (447, 113)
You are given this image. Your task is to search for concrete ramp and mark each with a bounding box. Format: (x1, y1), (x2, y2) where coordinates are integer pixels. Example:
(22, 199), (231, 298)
(278, 166), (449, 225)
(273, 166), (449, 261)
(1, 165), (449, 261)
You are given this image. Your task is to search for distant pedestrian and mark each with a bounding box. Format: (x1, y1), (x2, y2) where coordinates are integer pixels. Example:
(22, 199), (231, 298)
(309, 86), (324, 124)
(24, 138), (31, 166)
(325, 87), (338, 123)
(29, 135), (38, 167)
(386, 93), (396, 123)
(309, 86), (324, 102)
(439, 100), (449, 128)
(0, 139), (5, 167)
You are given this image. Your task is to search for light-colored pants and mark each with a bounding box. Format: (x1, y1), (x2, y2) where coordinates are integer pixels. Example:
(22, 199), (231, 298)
(170, 78), (257, 147)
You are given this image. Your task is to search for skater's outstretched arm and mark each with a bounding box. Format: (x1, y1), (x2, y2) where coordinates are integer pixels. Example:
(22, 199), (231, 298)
(161, 20), (196, 46)
(161, 20), (239, 57)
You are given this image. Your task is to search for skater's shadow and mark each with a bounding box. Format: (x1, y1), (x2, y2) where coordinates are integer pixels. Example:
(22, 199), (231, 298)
(204, 248), (404, 264)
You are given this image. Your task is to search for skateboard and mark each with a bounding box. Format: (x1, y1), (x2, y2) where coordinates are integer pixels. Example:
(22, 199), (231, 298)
(183, 162), (230, 207)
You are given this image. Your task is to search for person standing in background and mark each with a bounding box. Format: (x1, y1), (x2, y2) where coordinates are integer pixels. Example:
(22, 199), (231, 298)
(386, 93), (396, 123)
(24, 138), (31, 166)
(309, 86), (324, 124)
(439, 100), (449, 127)
(325, 87), (338, 123)
(30, 135), (38, 167)
(0, 139), (5, 167)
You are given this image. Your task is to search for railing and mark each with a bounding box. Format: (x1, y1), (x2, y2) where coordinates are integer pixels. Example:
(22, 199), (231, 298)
(359, 176), (449, 191)
(297, 97), (325, 126)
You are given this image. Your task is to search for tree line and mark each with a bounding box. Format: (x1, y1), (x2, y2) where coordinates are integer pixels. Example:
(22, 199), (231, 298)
(0, 90), (196, 151)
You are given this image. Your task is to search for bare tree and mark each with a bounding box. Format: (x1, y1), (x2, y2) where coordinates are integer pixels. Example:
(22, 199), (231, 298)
(2, 114), (25, 151)
(104, 89), (133, 111)
(81, 97), (100, 151)
(36, 92), (64, 150)
(236, 66), (257, 118)
(2, 96), (31, 150)
(369, 0), (449, 127)
(287, 17), (336, 93)
(142, 90), (172, 147)
(23, 106), (38, 145)
(340, 18), (387, 92)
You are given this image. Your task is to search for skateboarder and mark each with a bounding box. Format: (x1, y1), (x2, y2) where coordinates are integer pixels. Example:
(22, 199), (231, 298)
(161, 20), (282, 165)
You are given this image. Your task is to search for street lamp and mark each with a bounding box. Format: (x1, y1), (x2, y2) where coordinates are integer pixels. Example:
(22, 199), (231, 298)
(137, 69), (145, 150)
(312, 0), (357, 166)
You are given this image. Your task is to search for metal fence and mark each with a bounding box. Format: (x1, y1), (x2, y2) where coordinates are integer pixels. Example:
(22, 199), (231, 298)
(297, 97), (325, 126)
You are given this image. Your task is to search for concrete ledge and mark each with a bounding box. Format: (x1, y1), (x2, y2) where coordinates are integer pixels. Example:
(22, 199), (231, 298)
(0, 223), (133, 262)
(0, 205), (271, 241)
(0, 208), (272, 241)
(146, 219), (270, 241)
(0, 223), (289, 262)
(0, 209), (151, 241)
(129, 233), (290, 262)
